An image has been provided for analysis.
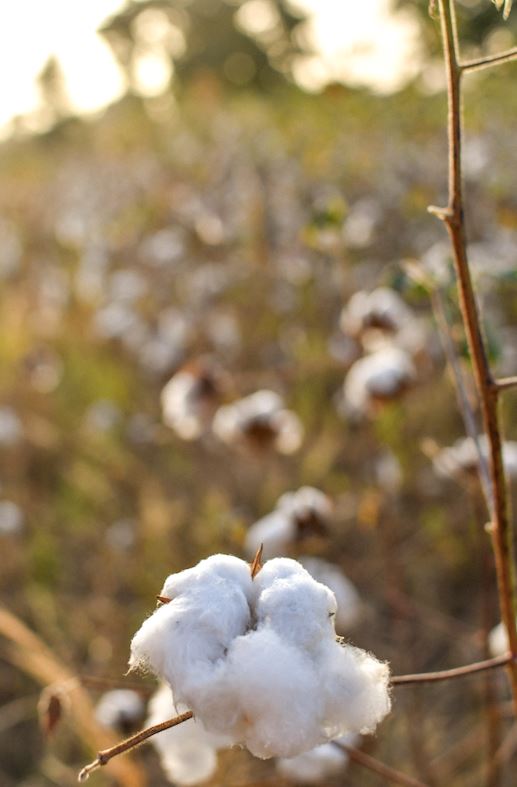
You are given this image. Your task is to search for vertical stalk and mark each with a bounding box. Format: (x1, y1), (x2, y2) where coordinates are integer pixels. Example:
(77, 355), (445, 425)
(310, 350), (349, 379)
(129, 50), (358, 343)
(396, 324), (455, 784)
(436, 0), (517, 711)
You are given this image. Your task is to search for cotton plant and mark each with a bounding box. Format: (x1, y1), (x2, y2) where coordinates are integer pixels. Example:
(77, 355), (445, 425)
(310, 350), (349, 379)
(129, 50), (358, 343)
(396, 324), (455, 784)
(129, 554), (391, 761)
(147, 683), (229, 786)
(244, 487), (333, 558)
(342, 346), (416, 419)
(94, 689), (145, 735)
(276, 732), (359, 784)
(212, 389), (304, 455)
(161, 360), (223, 441)
(432, 435), (517, 484)
(339, 287), (427, 358)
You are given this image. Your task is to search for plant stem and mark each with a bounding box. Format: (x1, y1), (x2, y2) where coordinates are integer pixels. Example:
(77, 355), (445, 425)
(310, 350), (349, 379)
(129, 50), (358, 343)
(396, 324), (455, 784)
(462, 48), (517, 73)
(334, 741), (429, 787)
(78, 711), (193, 782)
(435, 0), (517, 713)
(392, 653), (513, 685)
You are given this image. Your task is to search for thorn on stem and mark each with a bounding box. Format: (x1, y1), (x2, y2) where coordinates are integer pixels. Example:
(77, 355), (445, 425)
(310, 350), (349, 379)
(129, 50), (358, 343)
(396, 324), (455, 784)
(250, 544), (264, 579)
(427, 205), (454, 222)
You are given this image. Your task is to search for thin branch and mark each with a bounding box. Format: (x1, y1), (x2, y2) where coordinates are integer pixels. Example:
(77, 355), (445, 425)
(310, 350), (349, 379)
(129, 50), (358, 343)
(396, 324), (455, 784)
(430, 286), (492, 504)
(435, 0), (517, 712)
(334, 741), (429, 787)
(78, 711), (193, 782)
(495, 376), (517, 393)
(392, 653), (513, 686)
(462, 47), (517, 73)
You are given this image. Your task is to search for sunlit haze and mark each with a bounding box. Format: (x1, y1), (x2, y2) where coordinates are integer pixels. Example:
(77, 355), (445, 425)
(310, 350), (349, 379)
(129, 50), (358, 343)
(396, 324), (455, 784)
(0, 0), (421, 137)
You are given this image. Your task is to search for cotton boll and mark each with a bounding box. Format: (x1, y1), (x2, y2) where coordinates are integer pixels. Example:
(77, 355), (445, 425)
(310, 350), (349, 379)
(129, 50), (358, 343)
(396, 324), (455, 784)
(129, 554), (391, 760)
(245, 488), (332, 559)
(339, 287), (426, 358)
(276, 741), (348, 783)
(343, 347), (416, 418)
(433, 436), (517, 484)
(161, 362), (222, 440)
(94, 690), (145, 734)
(488, 622), (511, 657)
(213, 390), (304, 455)
(319, 643), (391, 738)
(148, 684), (223, 786)
(223, 627), (324, 758)
(300, 557), (361, 632)
(245, 510), (296, 559)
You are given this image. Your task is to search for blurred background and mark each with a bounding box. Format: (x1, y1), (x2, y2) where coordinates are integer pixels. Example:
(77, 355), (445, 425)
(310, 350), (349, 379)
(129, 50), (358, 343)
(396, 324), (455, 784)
(1, 1), (517, 785)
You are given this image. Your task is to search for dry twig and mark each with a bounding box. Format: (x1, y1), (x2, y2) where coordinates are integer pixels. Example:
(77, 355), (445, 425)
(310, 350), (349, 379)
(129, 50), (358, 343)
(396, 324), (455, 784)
(433, 0), (517, 711)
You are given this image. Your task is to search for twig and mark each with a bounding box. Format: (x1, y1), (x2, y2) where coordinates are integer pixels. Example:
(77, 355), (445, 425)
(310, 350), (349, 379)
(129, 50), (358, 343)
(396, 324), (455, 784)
(495, 376), (517, 393)
(434, 0), (517, 711)
(392, 653), (513, 685)
(75, 654), (515, 779)
(461, 48), (517, 73)
(430, 286), (492, 503)
(78, 711), (193, 781)
(334, 741), (429, 787)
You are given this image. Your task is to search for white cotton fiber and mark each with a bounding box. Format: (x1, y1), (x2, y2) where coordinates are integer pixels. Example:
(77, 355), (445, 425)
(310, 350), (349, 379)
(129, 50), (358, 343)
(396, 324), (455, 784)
(130, 554), (391, 760)
(129, 554), (253, 709)
(148, 684), (226, 785)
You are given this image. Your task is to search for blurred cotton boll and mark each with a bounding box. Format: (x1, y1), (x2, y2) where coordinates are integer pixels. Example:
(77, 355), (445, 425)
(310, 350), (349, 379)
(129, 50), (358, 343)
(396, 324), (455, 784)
(213, 390), (304, 455)
(488, 621), (514, 658)
(94, 689), (145, 734)
(299, 557), (361, 632)
(340, 287), (427, 358)
(432, 436), (517, 484)
(276, 732), (359, 783)
(0, 501), (24, 535)
(161, 361), (224, 441)
(342, 346), (416, 419)
(245, 487), (332, 558)
(0, 407), (23, 446)
(147, 684), (225, 786)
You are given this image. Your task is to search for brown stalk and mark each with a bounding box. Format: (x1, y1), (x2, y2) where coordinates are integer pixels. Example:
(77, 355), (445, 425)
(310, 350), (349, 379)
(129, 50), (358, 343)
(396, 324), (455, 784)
(434, 0), (517, 711)
(78, 711), (193, 782)
(333, 741), (429, 787)
(392, 653), (513, 685)
(0, 607), (145, 787)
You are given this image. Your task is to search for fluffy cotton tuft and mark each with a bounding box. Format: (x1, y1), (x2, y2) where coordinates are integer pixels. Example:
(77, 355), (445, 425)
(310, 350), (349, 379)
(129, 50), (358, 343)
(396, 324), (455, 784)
(130, 554), (391, 760)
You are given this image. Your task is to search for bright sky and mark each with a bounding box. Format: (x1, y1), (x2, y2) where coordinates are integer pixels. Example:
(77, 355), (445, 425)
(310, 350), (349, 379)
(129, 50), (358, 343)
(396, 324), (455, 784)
(0, 0), (421, 137)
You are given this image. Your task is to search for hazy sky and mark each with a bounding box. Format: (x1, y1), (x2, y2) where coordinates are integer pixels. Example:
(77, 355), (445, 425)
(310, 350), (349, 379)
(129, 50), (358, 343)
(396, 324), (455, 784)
(0, 0), (421, 135)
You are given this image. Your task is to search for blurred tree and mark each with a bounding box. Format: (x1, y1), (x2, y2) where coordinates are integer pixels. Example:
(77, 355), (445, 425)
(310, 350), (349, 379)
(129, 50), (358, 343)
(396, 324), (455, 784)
(99, 0), (310, 93)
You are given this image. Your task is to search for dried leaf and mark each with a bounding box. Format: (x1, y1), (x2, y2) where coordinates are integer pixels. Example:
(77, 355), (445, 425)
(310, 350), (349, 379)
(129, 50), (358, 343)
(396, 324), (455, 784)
(38, 686), (67, 737)
(156, 595), (171, 606)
